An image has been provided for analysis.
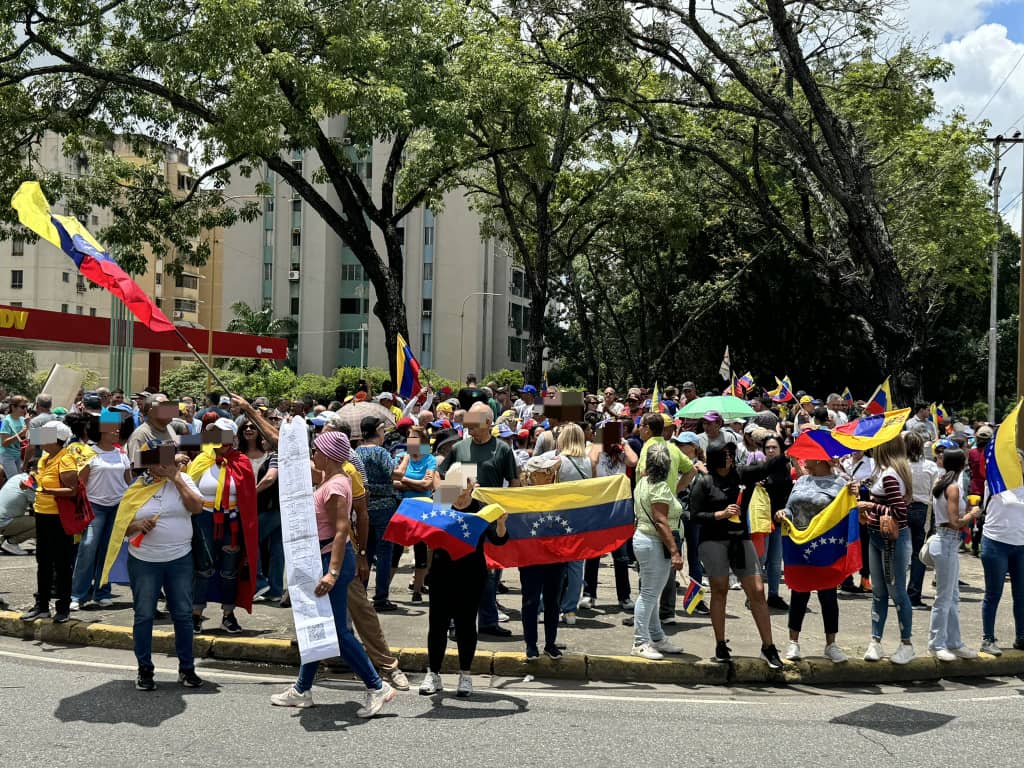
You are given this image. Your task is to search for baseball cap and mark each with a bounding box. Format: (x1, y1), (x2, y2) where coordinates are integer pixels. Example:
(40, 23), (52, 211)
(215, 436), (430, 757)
(672, 431), (700, 446)
(799, 395), (812, 404)
(377, 391), (394, 402)
(702, 410), (722, 422)
(521, 384), (538, 396)
(432, 428), (461, 453)
(627, 387), (643, 401)
(397, 416), (415, 429)
(976, 426), (994, 439)
(936, 438), (957, 450)
(681, 381), (696, 390)
(497, 424), (515, 439)
(219, 396), (231, 406)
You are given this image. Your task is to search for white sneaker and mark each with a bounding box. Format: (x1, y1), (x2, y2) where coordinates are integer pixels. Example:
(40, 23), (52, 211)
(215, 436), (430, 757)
(418, 671), (443, 695)
(729, 575), (742, 590)
(619, 598), (635, 610)
(578, 596), (593, 610)
(951, 645), (979, 660)
(456, 672), (473, 698)
(931, 648), (957, 662)
(386, 668), (410, 691)
(69, 601), (80, 612)
(891, 643), (916, 665)
(563, 612), (577, 626)
(630, 643), (664, 660)
(824, 643), (848, 663)
(863, 640), (883, 662)
(0, 539), (28, 556)
(981, 639), (1003, 657)
(357, 681), (396, 718)
(785, 641), (801, 661)
(497, 611), (511, 623)
(651, 638), (683, 654)
(270, 685), (313, 708)
(96, 598), (114, 608)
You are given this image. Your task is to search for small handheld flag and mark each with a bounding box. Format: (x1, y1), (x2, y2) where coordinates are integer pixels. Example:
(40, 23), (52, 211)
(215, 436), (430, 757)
(682, 579), (705, 614)
(865, 377), (893, 416)
(768, 376), (794, 403)
(395, 333), (422, 400)
(737, 372), (754, 394)
(841, 387), (854, 404)
(129, 514), (161, 548)
(718, 346), (732, 382)
(542, 371), (550, 399)
(651, 382), (661, 413)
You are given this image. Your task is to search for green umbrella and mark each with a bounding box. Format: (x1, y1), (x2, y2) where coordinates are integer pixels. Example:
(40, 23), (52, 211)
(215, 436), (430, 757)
(676, 395), (755, 420)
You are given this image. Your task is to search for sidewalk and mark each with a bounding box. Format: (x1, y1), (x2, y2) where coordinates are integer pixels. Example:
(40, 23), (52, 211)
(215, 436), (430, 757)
(2, 547), (1023, 685)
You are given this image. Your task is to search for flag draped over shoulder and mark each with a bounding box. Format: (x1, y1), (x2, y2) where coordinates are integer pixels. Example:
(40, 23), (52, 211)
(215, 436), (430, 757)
(865, 377), (893, 415)
(100, 478), (167, 587)
(12, 181), (176, 333)
(395, 333), (422, 400)
(986, 400), (1023, 495)
(472, 474), (634, 568)
(781, 487), (862, 592)
(384, 497), (505, 560)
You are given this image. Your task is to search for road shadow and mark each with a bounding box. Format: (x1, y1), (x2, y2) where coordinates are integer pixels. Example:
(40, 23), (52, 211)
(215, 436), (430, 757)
(54, 679), (221, 728)
(414, 690), (530, 719)
(294, 701), (393, 731)
(830, 702), (955, 736)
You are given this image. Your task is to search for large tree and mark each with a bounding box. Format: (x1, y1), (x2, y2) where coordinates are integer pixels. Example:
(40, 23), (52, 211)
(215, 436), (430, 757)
(0, 0), (507, 377)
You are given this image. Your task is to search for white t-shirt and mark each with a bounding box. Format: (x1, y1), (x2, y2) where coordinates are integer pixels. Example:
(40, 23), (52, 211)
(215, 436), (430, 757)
(983, 487), (1024, 547)
(197, 464), (238, 508)
(131, 474), (200, 563)
(842, 455), (875, 483)
(909, 458), (941, 505)
(87, 447), (131, 506)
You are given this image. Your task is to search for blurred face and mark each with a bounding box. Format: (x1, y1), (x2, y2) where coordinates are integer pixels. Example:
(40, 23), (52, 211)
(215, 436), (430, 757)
(603, 389), (616, 404)
(703, 418), (721, 436)
(763, 439), (781, 458)
(111, 392), (124, 406)
(466, 407), (492, 442)
(683, 387), (697, 401)
(242, 423), (258, 440)
(148, 402), (178, 429)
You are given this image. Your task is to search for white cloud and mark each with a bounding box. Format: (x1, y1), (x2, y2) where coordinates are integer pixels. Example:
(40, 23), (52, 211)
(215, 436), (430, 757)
(901, 0), (995, 42)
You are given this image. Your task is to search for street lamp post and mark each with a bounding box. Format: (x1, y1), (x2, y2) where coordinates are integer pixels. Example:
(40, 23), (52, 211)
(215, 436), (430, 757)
(359, 322), (368, 381)
(459, 292), (502, 382)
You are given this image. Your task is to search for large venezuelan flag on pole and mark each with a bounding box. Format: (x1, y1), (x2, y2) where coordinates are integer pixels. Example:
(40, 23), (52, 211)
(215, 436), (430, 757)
(986, 399), (1023, 496)
(12, 182), (175, 333)
(395, 333), (422, 400)
(781, 487), (862, 592)
(472, 475), (634, 568)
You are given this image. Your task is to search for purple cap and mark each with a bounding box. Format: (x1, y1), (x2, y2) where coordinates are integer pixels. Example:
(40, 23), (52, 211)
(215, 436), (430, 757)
(703, 410), (722, 422)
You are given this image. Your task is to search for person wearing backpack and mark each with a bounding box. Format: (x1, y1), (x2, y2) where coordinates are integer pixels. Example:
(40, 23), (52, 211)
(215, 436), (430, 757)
(556, 424), (593, 626)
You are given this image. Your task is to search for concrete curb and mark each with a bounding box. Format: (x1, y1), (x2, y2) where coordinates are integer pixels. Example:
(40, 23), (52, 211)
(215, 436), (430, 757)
(4, 611), (1023, 685)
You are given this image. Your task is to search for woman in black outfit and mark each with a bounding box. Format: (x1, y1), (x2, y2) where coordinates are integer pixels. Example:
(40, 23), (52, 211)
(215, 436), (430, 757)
(759, 435), (794, 610)
(689, 443), (786, 668)
(418, 480), (508, 699)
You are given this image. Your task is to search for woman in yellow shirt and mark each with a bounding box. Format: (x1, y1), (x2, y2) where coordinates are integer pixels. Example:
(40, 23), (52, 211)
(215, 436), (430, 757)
(21, 422), (80, 623)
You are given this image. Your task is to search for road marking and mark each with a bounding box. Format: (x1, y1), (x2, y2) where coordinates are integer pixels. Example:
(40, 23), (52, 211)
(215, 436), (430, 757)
(491, 688), (753, 705)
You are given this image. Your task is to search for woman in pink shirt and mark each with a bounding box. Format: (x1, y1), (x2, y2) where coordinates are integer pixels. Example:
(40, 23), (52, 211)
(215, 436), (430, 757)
(271, 431), (395, 717)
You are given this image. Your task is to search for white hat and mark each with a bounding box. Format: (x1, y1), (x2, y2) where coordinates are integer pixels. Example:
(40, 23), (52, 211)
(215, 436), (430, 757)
(211, 417), (238, 435)
(376, 392), (394, 402)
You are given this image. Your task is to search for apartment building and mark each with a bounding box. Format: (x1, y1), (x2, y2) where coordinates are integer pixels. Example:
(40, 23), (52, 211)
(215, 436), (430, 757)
(0, 132), (223, 388)
(218, 120), (533, 380)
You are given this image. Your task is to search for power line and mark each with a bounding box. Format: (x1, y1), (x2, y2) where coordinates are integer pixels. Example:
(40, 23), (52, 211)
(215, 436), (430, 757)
(975, 48), (1024, 123)
(1001, 190), (1023, 215)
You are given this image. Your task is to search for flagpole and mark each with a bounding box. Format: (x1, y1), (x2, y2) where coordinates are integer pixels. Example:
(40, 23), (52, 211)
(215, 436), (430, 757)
(172, 327), (232, 393)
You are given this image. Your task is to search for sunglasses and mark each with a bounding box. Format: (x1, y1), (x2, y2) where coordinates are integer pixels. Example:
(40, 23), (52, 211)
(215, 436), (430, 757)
(243, 425), (257, 431)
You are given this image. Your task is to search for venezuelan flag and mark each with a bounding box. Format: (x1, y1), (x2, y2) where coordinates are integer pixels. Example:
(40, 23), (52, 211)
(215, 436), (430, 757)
(768, 375), (794, 403)
(682, 578), (705, 614)
(842, 387), (854, 403)
(864, 377), (893, 415)
(12, 181), (175, 333)
(395, 333), (422, 400)
(787, 408), (910, 460)
(781, 487), (862, 592)
(986, 399), (1023, 495)
(738, 372), (754, 393)
(385, 497), (504, 560)
(472, 474), (634, 568)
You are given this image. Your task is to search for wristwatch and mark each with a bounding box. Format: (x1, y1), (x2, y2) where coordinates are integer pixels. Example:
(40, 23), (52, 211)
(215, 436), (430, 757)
(328, 568), (340, 577)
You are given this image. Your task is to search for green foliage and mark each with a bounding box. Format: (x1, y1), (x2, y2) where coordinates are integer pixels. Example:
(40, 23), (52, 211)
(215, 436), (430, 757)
(159, 364), (246, 402)
(482, 369), (525, 390)
(0, 350), (36, 396)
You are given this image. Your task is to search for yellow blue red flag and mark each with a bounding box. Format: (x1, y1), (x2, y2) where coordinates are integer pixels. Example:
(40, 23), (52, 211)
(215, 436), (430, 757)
(865, 377), (893, 415)
(986, 400), (1023, 495)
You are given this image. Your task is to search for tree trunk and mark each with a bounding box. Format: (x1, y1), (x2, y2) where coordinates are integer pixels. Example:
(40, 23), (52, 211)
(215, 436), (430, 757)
(525, 271), (548, 386)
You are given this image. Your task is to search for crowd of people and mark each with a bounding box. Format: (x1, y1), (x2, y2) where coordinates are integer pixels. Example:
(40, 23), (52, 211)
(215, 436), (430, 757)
(0, 378), (1021, 714)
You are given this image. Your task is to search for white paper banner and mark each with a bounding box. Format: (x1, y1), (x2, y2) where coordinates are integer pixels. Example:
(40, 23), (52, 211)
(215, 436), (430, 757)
(278, 417), (339, 664)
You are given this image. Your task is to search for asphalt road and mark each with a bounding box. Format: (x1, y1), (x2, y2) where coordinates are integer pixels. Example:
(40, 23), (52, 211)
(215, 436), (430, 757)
(3, 635), (1024, 767)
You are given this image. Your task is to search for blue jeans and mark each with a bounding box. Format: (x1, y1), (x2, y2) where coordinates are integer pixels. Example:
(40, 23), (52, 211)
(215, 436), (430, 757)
(255, 510), (284, 598)
(867, 528), (913, 642)
(759, 525), (782, 597)
(907, 502), (929, 603)
(365, 509), (395, 604)
(560, 560), (584, 614)
(127, 553), (195, 671)
(478, 569), (500, 628)
(1, 454), (21, 482)
(633, 531), (670, 645)
(682, 518), (702, 583)
(71, 502), (118, 602)
(928, 528), (963, 651)
(980, 535), (1024, 642)
(192, 510), (243, 612)
(295, 546), (382, 693)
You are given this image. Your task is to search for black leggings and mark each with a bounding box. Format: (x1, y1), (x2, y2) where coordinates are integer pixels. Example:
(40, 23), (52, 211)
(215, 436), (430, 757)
(427, 560), (486, 672)
(391, 542), (429, 570)
(788, 588), (839, 635)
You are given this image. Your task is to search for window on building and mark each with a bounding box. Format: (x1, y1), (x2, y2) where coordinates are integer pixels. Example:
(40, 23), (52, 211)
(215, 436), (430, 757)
(340, 298), (362, 315)
(510, 269), (526, 298)
(263, 263), (273, 281)
(76, 305), (84, 315)
(155, 273), (162, 285)
(422, 331), (431, 356)
(76, 274), (86, 292)
(396, 226), (405, 244)
(10, 270), (23, 289)
(61, 303), (68, 313)
(176, 172), (195, 191)
(90, 307), (97, 317)
(62, 272), (70, 283)
(10, 302), (22, 308)
(422, 298), (432, 313)
(264, 230), (273, 247)
(174, 273), (199, 290)
(292, 199), (301, 213)
(155, 298), (162, 308)
(291, 230), (301, 247)
(290, 296), (300, 315)
(265, 197), (275, 214)
(341, 264), (363, 281)
(509, 303), (530, 332)
(174, 298), (198, 313)
(11, 236), (24, 256)
(293, 160), (303, 173)
(91, 215), (99, 225)
(424, 226), (434, 246)
(422, 263), (433, 281)
(508, 336), (527, 363)
(339, 331), (361, 350)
